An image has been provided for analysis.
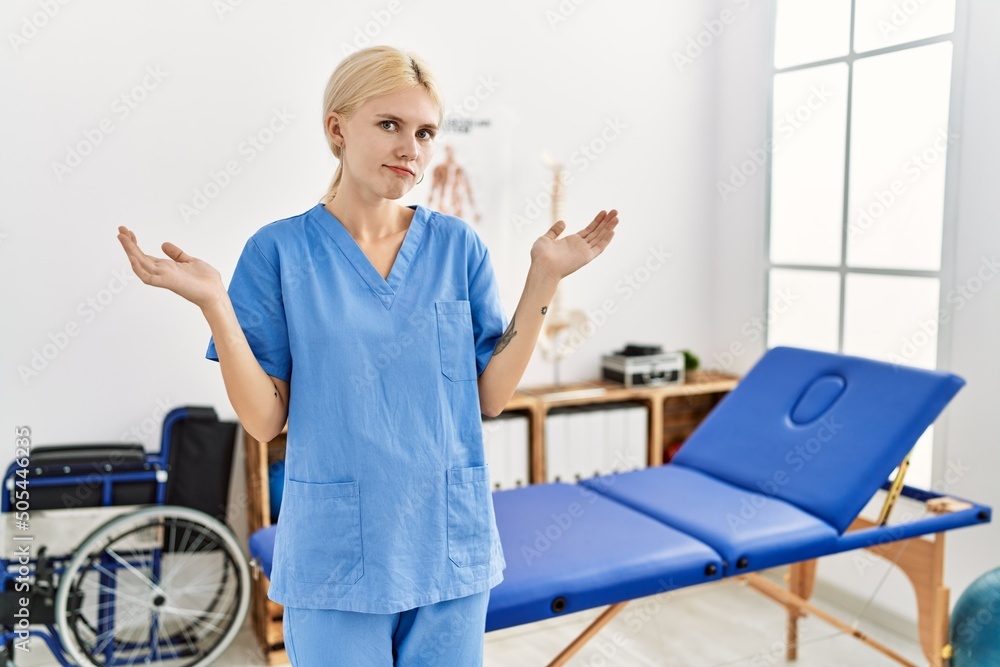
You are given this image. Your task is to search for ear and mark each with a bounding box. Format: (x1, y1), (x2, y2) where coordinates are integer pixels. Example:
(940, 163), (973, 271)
(325, 112), (346, 148)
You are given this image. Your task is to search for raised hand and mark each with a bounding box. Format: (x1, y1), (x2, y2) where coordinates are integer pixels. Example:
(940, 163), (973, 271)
(530, 209), (619, 282)
(116, 226), (225, 310)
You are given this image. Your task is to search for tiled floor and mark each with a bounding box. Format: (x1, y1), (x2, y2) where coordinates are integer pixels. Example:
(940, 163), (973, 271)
(15, 575), (924, 666)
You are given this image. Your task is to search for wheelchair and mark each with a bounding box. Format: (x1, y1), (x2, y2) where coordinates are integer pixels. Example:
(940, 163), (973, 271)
(0, 407), (250, 666)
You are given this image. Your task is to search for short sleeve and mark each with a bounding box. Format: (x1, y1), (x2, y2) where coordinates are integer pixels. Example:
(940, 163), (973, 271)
(468, 242), (508, 377)
(205, 236), (292, 382)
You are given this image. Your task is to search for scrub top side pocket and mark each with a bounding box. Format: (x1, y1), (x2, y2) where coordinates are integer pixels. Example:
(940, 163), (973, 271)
(282, 479), (364, 585)
(446, 464), (491, 568)
(435, 300), (477, 381)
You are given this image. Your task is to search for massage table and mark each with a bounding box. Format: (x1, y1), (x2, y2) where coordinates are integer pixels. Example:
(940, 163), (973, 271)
(249, 346), (991, 665)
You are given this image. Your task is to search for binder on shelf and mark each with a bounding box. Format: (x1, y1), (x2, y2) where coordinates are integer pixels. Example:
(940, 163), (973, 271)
(483, 413), (530, 490)
(508, 415), (529, 488)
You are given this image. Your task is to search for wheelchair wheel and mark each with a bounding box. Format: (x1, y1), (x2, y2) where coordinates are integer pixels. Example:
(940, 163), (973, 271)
(54, 506), (250, 667)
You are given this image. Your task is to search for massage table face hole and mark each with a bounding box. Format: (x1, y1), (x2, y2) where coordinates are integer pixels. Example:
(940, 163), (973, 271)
(789, 374), (848, 425)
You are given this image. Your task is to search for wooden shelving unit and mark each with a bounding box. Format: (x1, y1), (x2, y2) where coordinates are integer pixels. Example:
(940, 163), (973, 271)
(242, 368), (740, 663)
(507, 369), (740, 483)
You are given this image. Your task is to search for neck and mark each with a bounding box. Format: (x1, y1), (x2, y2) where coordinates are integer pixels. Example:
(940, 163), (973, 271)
(325, 184), (412, 243)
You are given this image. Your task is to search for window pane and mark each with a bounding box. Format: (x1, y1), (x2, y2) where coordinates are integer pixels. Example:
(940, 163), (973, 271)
(843, 273), (941, 490)
(766, 268), (840, 351)
(843, 273), (940, 370)
(774, 0), (852, 68)
(904, 426), (934, 491)
(847, 43), (953, 271)
(770, 64), (848, 266)
(854, 0), (956, 53)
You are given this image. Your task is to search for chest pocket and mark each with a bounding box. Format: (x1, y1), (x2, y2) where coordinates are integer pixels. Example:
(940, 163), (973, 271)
(435, 300), (477, 381)
(282, 479), (364, 585)
(446, 465), (492, 568)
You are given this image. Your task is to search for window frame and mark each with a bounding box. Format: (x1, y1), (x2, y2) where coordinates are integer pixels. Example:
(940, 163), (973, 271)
(763, 0), (970, 486)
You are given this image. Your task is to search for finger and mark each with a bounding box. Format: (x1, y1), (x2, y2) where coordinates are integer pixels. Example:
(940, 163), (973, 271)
(116, 231), (162, 283)
(120, 244), (154, 284)
(586, 215), (618, 246)
(581, 209), (618, 241)
(578, 210), (607, 240)
(162, 242), (192, 263)
(116, 230), (149, 268)
(590, 229), (615, 256)
(117, 225), (138, 246)
(544, 219), (566, 240)
(588, 219), (618, 249)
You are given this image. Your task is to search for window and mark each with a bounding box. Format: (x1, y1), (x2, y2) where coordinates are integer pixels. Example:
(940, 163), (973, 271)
(765, 0), (961, 487)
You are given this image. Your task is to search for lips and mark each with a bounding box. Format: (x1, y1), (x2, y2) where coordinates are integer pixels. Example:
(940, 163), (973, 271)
(385, 165), (414, 176)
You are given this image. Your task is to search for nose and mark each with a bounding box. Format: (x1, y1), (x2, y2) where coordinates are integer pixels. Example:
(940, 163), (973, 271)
(397, 133), (420, 161)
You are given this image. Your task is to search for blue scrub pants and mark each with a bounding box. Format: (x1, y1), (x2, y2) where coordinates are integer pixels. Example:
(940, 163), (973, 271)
(282, 590), (491, 666)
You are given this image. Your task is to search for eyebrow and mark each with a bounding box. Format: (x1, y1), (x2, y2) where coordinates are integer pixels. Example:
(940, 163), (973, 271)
(375, 113), (439, 132)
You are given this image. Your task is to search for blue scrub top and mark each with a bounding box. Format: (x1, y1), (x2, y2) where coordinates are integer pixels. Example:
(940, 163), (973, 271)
(206, 203), (509, 613)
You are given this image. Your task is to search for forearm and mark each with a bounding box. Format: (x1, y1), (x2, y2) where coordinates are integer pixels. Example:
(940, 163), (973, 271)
(201, 293), (288, 442)
(477, 263), (559, 417)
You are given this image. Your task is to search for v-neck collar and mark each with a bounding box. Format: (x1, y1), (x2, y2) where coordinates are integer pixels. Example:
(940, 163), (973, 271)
(311, 202), (428, 310)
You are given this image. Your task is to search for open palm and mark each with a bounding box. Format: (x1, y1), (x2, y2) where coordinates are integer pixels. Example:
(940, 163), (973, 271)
(116, 226), (224, 309)
(531, 209), (619, 281)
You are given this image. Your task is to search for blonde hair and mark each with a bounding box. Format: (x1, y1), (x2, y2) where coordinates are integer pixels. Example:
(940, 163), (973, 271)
(320, 46), (444, 205)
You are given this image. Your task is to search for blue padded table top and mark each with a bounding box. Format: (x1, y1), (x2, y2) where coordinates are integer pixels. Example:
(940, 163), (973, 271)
(671, 346), (965, 533)
(486, 482), (723, 631)
(581, 464), (839, 576)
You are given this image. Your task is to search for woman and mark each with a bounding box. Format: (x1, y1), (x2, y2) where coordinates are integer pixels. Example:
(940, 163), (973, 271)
(117, 45), (618, 666)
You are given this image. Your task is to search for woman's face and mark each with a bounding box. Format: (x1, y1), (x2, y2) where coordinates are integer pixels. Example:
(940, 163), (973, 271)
(330, 86), (440, 202)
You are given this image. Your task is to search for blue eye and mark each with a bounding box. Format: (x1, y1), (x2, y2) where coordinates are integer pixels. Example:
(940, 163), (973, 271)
(380, 120), (396, 131)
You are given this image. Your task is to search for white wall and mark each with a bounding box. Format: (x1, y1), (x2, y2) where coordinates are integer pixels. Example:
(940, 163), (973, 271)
(713, 0), (1000, 631)
(0, 1), (715, 518)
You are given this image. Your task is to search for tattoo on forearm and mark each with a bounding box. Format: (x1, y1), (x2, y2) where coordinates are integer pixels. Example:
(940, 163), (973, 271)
(492, 315), (517, 356)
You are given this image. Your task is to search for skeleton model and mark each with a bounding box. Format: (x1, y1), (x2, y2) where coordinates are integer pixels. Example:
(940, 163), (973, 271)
(428, 144), (481, 222)
(536, 155), (588, 386)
